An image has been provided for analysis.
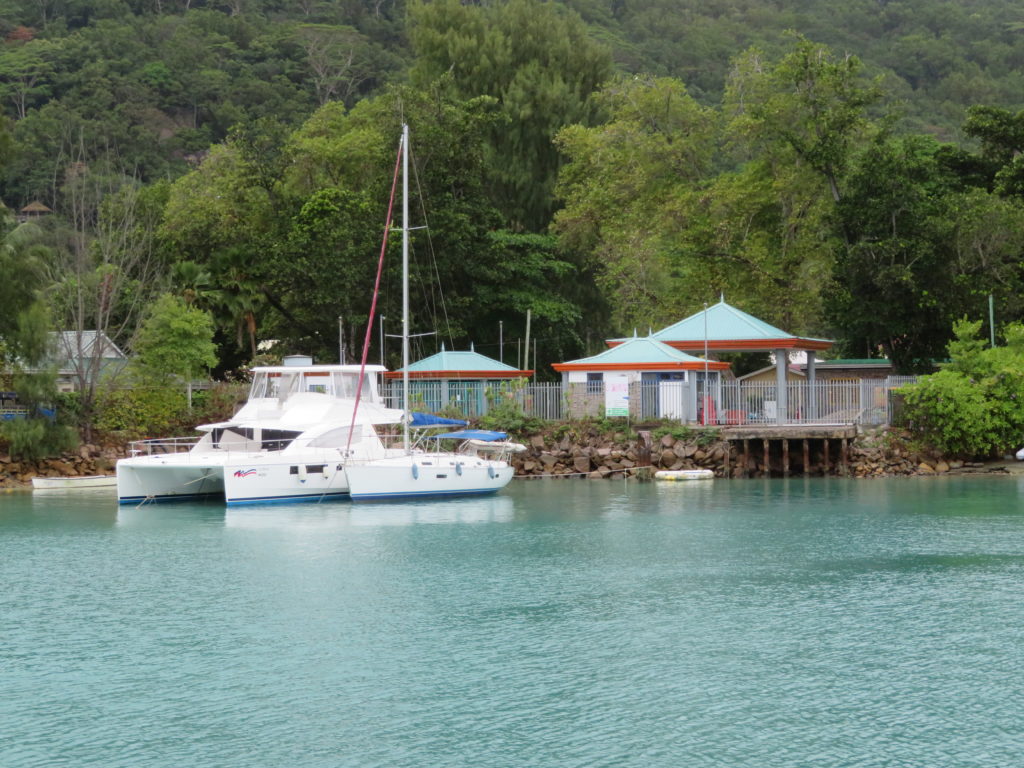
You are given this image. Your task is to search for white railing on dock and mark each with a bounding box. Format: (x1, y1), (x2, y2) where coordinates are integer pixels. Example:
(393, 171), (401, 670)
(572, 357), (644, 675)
(384, 377), (916, 426)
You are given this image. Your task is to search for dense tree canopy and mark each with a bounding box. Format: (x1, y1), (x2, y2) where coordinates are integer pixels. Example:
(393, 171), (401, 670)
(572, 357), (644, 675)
(6, 0), (1024, 449)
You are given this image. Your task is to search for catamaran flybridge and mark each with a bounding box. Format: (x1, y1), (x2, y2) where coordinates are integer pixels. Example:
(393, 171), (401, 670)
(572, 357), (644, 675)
(116, 359), (405, 505)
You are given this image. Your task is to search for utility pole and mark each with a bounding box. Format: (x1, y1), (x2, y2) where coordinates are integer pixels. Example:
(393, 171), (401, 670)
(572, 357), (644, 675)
(338, 316), (345, 364)
(989, 294), (996, 348)
(379, 315), (386, 366)
(499, 320), (503, 363)
(524, 309), (531, 373)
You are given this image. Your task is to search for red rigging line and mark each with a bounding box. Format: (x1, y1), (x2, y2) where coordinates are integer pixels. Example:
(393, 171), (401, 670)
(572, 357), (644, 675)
(346, 133), (403, 453)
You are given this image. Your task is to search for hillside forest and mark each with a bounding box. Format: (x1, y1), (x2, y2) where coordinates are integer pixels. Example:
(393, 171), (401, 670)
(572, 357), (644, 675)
(4, 0), (1024, 447)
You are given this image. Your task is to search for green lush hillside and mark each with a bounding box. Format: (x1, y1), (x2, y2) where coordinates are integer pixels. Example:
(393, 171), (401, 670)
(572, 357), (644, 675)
(4, 0), (1024, 448)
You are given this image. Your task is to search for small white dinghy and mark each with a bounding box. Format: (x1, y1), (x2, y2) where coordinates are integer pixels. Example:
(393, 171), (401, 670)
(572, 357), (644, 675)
(32, 475), (117, 491)
(654, 469), (714, 481)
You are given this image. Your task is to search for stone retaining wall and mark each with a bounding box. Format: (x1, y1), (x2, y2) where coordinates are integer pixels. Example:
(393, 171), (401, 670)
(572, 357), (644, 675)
(0, 444), (127, 487)
(511, 426), (998, 479)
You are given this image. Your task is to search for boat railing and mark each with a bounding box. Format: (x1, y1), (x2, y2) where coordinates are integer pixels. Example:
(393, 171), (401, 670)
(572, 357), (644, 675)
(128, 436), (202, 456)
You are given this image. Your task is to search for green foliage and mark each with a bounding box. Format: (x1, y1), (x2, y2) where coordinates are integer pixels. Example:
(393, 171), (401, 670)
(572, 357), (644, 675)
(1, 417), (77, 461)
(133, 293), (217, 385)
(477, 378), (545, 437)
(410, 0), (611, 229)
(554, 75), (717, 332)
(93, 386), (188, 440)
(901, 319), (1024, 457)
(827, 134), (1024, 371)
(651, 423), (720, 446)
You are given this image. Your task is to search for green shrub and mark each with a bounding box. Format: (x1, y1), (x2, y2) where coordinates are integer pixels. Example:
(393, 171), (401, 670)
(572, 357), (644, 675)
(0, 417), (77, 461)
(94, 386), (190, 440)
(901, 318), (1024, 457)
(478, 379), (545, 437)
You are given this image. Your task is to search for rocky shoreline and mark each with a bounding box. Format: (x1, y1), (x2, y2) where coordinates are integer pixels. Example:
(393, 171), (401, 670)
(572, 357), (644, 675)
(0, 444), (127, 489)
(1, 426), (1017, 490)
(508, 425), (1016, 480)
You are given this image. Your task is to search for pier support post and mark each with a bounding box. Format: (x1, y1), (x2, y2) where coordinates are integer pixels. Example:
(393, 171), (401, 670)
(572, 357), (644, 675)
(763, 439), (770, 477)
(783, 439), (790, 477)
(841, 438), (848, 476)
(823, 439), (830, 476)
(743, 439), (750, 478)
(803, 439), (810, 476)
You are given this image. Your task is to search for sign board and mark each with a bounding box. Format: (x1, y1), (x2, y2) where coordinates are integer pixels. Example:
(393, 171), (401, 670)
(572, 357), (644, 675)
(604, 373), (630, 417)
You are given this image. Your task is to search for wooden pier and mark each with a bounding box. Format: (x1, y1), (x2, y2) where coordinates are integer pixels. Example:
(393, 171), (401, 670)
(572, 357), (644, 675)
(719, 425), (858, 478)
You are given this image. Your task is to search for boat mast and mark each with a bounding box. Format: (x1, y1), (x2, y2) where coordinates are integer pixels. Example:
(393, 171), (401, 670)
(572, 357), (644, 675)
(402, 123), (410, 454)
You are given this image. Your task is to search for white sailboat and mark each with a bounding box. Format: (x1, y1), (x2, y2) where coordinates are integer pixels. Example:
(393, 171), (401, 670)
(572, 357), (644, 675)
(344, 125), (519, 501)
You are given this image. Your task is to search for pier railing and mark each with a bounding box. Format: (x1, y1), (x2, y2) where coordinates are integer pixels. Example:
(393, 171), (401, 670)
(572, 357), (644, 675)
(384, 377), (916, 426)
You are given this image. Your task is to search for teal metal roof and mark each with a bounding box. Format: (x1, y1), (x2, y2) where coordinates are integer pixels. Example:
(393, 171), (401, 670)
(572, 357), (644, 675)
(559, 336), (708, 366)
(615, 300), (832, 344)
(401, 347), (523, 374)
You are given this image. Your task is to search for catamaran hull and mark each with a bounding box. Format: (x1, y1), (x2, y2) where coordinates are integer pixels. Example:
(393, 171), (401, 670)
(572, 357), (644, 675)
(117, 461), (352, 505)
(345, 458), (512, 501)
(117, 462), (225, 504)
(222, 462), (349, 505)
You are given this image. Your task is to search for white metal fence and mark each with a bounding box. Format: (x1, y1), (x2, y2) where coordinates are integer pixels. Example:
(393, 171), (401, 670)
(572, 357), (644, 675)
(385, 377), (916, 426)
(384, 381), (564, 421)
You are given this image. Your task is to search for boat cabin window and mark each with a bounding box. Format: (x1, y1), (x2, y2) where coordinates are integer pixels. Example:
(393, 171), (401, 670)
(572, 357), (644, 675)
(308, 427), (361, 448)
(211, 427), (260, 451)
(268, 373), (300, 400)
(260, 428), (302, 451)
(331, 372), (357, 398)
(249, 373), (269, 399)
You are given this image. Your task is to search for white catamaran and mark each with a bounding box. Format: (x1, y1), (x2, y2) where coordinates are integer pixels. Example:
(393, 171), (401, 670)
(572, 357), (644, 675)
(116, 360), (406, 505)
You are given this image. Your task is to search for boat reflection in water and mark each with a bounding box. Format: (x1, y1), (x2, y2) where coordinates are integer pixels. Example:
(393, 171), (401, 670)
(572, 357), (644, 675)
(222, 494), (515, 530)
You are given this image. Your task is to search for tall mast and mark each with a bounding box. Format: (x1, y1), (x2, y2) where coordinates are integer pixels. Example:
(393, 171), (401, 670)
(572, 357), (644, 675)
(401, 123), (410, 453)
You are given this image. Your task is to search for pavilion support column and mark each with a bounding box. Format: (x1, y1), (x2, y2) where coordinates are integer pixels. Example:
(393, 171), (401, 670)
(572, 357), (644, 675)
(806, 350), (817, 422)
(775, 348), (788, 425)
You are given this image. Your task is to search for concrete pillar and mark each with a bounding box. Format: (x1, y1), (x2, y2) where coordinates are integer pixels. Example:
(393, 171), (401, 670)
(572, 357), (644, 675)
(775, 349), (787, 425)
(806, 350), (817, 421)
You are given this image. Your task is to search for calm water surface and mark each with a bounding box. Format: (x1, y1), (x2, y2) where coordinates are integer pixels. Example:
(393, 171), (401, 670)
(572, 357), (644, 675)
(2, 477), (1023, 767)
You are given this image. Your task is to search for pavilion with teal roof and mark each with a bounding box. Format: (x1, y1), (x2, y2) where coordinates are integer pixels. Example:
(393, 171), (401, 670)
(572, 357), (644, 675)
(609, 300), (834, 424)
(384, 344), (532, 416)
(553, 335), (729, 421)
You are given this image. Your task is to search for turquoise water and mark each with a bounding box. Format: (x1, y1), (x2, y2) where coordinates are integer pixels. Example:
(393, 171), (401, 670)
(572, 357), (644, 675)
(2, 477), (1023, 767)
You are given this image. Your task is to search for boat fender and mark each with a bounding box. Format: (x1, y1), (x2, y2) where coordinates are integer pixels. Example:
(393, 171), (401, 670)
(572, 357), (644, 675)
(488, 466), (495, 479)
(322, 465), (330, 479)
(412, 463), (419, 480)
(456, 462), (463, 476)
(298, 464), (308, 483)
